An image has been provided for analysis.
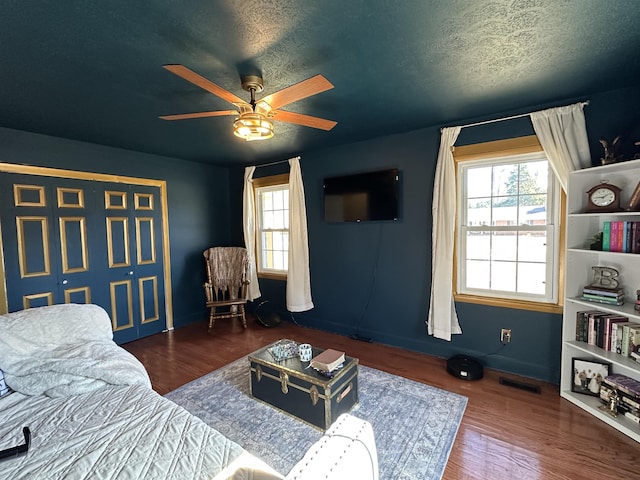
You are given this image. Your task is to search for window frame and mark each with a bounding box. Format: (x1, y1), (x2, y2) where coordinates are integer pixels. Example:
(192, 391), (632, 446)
(452, 136), (565, 314)
(253, 173), (289, 280)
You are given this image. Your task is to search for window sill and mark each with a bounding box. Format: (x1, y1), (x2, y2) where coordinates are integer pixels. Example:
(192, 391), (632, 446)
(454, 293), (563, 314)
(257, 272), (287, 281)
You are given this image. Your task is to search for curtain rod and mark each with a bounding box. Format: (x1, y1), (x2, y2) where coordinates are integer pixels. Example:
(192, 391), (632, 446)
(253, 155), (301, 168)
(442, 100), (590, 131)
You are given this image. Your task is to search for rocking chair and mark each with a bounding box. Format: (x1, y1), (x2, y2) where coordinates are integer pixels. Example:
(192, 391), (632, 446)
(203, 247), (250, 333)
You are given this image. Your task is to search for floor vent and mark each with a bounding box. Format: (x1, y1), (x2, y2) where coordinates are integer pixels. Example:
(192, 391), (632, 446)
(499, 376), (541, 394)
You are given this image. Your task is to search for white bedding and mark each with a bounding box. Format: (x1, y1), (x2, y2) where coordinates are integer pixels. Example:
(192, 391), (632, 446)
(0, 385), (283, 480)
(0, 304), (151, 397)
(0, 304), (283, 479)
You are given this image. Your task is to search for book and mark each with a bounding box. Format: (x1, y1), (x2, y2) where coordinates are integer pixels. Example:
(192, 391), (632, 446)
(628, 325), (640, 357)
(575, 311), (585, 341)
(604, 374), (640, 399)
(602, 221), (611, 251)
(581, 292), (624, 302)
(575, 311), (586, 342)
(610, 221), (621, 252)
(613, 322), (635, 354)
(615, 220), (625, 252)
(587, 312), (599, 345)
(582, 286), (624, 298)
(632, 222), (640, 254)
(603, 315), (628, 351)
(599, 383), (640, 418)
(621, 393), (640, 411)
(580, 295), (624, 306)
(576, 310), (602, 342)
(621, 323), (640, 357)
(586, 311), (610, 346)
(595, 314), (606, 348)
(310, 349), (345, 372)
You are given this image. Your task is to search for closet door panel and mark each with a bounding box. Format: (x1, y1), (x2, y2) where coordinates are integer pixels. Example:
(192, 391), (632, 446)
(1, 176), (59, 311)
(0, 173), (168, 343)
(132, 184), (165, 339)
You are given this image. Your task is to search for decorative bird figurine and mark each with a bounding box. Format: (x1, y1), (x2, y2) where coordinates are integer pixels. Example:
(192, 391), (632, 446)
(599, 135), (623, 164)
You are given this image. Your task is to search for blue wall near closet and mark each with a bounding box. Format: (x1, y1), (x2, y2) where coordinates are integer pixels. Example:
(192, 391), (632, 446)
(0, 127), (230, 328)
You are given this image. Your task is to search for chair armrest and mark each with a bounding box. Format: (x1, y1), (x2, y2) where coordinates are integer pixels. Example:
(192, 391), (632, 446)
(203, 282), (214, 303)
(239, 280), (250, 300)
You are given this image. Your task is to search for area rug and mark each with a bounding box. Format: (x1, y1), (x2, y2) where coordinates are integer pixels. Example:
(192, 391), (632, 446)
(165, 357), (467, 480)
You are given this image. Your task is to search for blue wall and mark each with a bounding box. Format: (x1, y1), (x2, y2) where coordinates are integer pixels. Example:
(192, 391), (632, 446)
(239, 84), (640, 384)
(2, 83), (639, 383)
(0, 127), (230, 327)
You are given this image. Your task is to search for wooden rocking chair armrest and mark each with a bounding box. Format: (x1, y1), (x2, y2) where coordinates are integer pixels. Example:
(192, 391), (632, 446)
(203, 282), (214, 303)
(239, 280), (250, 299)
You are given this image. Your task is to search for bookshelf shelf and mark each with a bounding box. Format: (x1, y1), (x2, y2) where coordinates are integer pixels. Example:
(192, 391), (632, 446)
(562, 160), (640, 443)
(567, 297), (640, 320)
(565, 341), (640, 375)
(567, 248), (639, 256)
(561, 390), (640, 441)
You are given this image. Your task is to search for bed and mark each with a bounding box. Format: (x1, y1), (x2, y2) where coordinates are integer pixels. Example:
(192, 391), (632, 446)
(0, 304), (282, 479)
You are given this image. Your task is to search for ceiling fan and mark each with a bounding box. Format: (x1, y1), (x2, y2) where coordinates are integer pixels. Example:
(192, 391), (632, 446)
(159, 65), (337, 141)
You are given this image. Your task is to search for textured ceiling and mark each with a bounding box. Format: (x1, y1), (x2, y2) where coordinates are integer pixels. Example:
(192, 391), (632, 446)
(1, 0), (640, 166)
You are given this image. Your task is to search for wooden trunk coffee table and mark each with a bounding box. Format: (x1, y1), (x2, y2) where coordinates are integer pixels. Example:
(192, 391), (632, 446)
(248, 340), (359, 430)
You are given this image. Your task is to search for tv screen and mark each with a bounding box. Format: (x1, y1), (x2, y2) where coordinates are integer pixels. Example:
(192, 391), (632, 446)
(324, 168), (399, 222)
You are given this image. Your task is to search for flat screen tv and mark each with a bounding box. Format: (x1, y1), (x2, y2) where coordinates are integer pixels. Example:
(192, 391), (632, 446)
(323, 168), (399, 222)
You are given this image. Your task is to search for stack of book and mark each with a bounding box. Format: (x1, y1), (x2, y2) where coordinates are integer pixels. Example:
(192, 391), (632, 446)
(581, 285), (624, 306)
(310, 349), (345, 373)
(600, 374), (640, 424)
(602, 221), (640, 253)
(575, 310), (640, 358)
(575, 310), (628, 350)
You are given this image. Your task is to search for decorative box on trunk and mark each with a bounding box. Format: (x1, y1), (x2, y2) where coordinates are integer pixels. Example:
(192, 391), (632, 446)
(248, 342), (359, 431)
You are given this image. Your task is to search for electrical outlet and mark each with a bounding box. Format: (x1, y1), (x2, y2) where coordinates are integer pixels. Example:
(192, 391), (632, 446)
(501, 328), (512, 343)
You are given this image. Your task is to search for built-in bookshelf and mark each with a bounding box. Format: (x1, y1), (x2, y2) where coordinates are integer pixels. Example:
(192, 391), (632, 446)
(561, 158), (640, 442)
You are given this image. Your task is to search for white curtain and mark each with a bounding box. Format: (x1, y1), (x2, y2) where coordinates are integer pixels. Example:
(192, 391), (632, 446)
(530, 102), (591, 192)
(242, 166), (261, 301)
(287, 157), (314, 312)
(427, 126), (463, 341)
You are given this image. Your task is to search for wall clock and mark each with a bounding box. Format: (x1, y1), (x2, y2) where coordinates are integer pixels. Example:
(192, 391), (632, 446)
(585, 182), (622, 213)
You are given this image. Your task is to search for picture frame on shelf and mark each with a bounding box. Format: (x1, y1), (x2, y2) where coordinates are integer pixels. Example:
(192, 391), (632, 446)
(571, 358), (611, 397)
(626, 180), (640, 211)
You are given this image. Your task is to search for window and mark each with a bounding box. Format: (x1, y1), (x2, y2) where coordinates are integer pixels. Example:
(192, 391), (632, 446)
(254, 174), (289, 278)
(453, 136), (564, 313)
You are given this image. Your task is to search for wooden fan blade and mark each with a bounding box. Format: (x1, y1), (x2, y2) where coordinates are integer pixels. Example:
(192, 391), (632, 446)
(261, 75), (334, 110)
(272, 110), (337, 131)
(163, 64), (246, 105)
(159, 110), (238, 121)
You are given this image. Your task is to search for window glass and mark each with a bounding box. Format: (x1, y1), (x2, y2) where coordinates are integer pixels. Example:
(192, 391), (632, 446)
(457, 151), (560, 305)
(256, 181), (289, 275)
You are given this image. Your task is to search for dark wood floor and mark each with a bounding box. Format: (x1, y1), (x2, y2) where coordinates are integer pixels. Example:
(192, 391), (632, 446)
(123, 317), (639, 480)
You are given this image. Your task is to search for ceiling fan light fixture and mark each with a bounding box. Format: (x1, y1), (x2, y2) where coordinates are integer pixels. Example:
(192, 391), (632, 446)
(233, 112), (274, 141)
